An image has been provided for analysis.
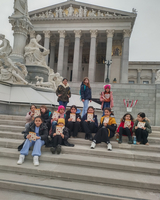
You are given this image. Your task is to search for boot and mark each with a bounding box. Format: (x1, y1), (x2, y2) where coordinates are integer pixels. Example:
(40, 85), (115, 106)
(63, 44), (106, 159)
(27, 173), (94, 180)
(56, 144), (61, 154)
(118, 134), (122, 144)
(128, 136), (133, 144)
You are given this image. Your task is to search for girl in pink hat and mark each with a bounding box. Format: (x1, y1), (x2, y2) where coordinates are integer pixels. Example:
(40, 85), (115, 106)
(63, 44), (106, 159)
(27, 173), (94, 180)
(100, 84), (114, 115)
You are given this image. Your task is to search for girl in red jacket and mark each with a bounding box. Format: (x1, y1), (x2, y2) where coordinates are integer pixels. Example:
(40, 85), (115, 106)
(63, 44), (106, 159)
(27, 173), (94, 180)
(117, 113), (134, 144)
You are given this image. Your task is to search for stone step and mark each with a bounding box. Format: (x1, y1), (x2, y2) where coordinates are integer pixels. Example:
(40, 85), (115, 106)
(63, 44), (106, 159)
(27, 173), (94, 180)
(0, 147), (159, 176)
(0, 138), (160, 163)
(0, 115), (26, 121)
(0, 125), (24, 132)
(0, 172), (159, 200)
(0, 158), (160, 193)
(0, 120), (25, 126)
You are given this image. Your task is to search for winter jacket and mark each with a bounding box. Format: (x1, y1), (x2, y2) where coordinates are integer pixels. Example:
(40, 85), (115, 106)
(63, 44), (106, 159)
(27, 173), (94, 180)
(98, 116), (117, 136)
(132, 119), (152, 134)
(80, 82), (92, 100)
(56, 83), (71, 102)
(25, 121), (48, 143)
(81, 113), (98, 128)
(100, 91), (114, 110)
(25, 112), (33, 123)
(65, 110), (81, 126)
(117, 121), (134, 136)
(41, 109), (52, 129)
(52, 126), (69, 141)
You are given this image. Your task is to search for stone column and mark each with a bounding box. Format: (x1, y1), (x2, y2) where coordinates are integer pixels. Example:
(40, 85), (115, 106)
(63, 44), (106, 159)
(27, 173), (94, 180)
(152, 69), (156, 84)
(49, 40), (56, 70)
(72, 30), (82, 82)
(63, 40), (70, 78)
(137, 69), (142, 84)
(29, 30), (36, 39)
(88, 30), (98, 83)
(57, 30), (66, 76)
(120, 29), (131, 83)
(78, 40), (83, 81)
(43, 31), (51, 65)
(105, 30), (114, 82)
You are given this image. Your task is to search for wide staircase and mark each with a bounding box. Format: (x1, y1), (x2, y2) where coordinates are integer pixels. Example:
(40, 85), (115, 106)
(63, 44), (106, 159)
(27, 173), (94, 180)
(0, 115), (160, 200)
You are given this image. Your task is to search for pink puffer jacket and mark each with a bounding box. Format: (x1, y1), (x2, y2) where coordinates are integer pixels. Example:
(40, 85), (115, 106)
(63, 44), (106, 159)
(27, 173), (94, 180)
(100, 91), (114, 110)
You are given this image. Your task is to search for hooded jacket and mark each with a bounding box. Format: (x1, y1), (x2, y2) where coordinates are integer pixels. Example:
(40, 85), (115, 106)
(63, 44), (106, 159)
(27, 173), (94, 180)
(41, 109), (52, 129)
(56, 82), (71, 102)
(132, 118), (152, 134)
(80, 82), (92, 100)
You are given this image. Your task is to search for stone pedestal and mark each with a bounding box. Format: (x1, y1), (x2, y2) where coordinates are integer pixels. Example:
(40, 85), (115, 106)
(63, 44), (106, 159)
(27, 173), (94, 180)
(25, 65), (49, 84)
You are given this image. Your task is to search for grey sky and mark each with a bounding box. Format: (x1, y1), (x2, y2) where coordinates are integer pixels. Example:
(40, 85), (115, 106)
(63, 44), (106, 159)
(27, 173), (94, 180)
(0, 0), (160, 61)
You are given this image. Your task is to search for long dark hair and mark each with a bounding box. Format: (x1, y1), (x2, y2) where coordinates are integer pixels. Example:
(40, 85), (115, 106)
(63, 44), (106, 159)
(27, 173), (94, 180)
(121, 113), (134, 122)
(70, 105), (77, 111)
(83, 77), (91, 88)
(104, 107), (114, 116)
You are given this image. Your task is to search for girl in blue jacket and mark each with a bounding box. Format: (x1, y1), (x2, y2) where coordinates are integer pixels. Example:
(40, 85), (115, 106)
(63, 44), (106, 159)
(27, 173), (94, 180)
(80, 77), (92, 117)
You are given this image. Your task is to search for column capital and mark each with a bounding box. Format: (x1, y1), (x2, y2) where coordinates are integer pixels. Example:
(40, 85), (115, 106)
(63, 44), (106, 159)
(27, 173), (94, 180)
(74, 30), (82, 38)
(137, 69), (142, 73)
(65, 39), (70, 46)
(50, 39), (56, 46)
(90, 30), (98, 38)
(29, 30), (36, 38)
(106, 30), (114, 38)
(123, 29), (131, 38)
(43, 30), (51, 38)
(58, 30), (66, 38)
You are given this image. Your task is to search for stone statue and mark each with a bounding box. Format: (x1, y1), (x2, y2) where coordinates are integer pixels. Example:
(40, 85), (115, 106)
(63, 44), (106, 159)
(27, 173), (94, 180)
(53, 72), (63, 87)
(78, 6), (84, 17)
(97, 10), (101, 17)
(63, 10), (66, 17)
(84, 7), (88, 17)
(48, 10), (54, 18)
(55, 8), (59, 18)
(155, 70), (160, 84)
(35, 75), (56, 90)
(132, 8), (137, 13)
(67, 5), (74, 17)
(45, 11), (49, 18)
(74, 10), (79, 17)
(24, 34), (50, 68)
(13, 0), (29, 17)
(0, 34), (12, 56)
(59, 7), (63, 18)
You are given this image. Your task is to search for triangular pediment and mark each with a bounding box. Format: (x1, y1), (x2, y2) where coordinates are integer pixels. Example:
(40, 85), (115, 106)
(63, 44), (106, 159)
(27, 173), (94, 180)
(29, 0), (136, 22)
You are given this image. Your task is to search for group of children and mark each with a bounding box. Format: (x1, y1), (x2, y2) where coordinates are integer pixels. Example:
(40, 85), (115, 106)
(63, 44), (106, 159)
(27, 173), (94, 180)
(17, 79), (152, 167)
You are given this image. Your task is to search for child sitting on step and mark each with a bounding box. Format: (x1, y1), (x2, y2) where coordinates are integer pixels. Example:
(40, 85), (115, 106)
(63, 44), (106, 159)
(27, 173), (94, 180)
(116, 113), (134, 144)
(132, 112), (152, 145)
(82, 106), (98, 141)
(65, 105), (81, 137)
(91, 107), (117, 151)
(50, 118), (71, 154)
(25, 104), (37, 131)
(17, 116), (48, 166)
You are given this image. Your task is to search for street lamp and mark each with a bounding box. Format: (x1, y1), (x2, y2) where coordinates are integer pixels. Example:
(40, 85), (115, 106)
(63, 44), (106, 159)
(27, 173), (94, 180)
(104, 59), (112, 83)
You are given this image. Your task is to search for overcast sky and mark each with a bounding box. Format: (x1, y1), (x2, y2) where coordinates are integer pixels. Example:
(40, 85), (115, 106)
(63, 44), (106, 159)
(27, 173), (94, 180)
(0, 0), (160, 61)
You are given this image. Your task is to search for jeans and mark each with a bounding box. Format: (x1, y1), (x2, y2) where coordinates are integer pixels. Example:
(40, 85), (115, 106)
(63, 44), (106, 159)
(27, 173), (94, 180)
(20, 139), (45, 157)
(82, 99), (89, 117)
(59, 101), (68, 109)
(103, 102), (110, 115)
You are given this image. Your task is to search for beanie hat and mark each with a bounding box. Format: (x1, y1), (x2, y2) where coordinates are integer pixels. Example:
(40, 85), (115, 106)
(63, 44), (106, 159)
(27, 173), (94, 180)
(58, 105), (65, 112)
(104, 84), (111, 90)
(58, 118), (65, 125)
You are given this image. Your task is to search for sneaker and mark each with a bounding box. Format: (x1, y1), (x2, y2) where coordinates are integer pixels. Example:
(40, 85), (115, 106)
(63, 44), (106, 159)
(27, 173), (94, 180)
(33, 156), (39, 166)
(90, 142), (96, 149)
(50, 147), (56, 154)
(107, 143), (112, 151)
(56, 145), (61, 154)
(17, 155), (25, 165)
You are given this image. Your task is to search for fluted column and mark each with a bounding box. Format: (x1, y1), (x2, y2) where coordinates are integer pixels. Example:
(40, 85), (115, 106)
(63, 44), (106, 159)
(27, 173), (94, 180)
(137, 69), (142, 84)
(43, 30), (51, 65)
(72, 30), (82, 82)
(57, 30), (66, 76)
(50, 40), (56, 70)
(88, 30), (98, 82)
(63, 40), (70, 78)
(152, 69), (156, 84)
(78, 40), (83, 81)
(105, 30), (114, 82)
(29, 30), (36, 39)
(120, 29), (131, 83)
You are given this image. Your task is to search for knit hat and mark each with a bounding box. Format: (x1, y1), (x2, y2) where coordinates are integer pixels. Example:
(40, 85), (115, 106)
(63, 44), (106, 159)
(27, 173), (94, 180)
(58, 105), (65, 112)
(58, 118), (65, 125)
(104, 84), (111, 90)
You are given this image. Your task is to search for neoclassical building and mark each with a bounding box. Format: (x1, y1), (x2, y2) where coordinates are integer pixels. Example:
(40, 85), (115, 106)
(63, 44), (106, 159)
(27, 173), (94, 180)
(28, 0), (159, 84)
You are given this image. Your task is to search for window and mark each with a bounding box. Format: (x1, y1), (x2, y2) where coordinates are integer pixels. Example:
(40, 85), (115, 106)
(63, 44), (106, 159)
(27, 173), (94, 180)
(143, 81), (149, 84)
(128, 81), (135, 84)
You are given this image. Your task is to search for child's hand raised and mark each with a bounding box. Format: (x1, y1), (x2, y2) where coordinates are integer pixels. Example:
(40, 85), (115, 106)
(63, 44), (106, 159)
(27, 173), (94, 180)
(104, 123), (108, 127)
(142, 127), (146, 130)
(53, 133), (56, 137)
(52, 118), (57, 121)
(85, 120), (88, 122)
(26, 135), (31, 139)
(68, 118), (72, 122)
(135, 126), (138, 130)
(60, 133), (64, 139)
(36, 136), (40, 140)
(77, 118), (81, 122)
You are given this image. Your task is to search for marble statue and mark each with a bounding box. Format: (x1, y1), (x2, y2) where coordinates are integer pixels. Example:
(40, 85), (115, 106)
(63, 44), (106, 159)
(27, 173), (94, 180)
(53, 72), (63, 87)
(24, 34), (50, 68)
(0, 34), (12, 56)
(55, 8), (59, 18)
(13, 0), (29, 17)
(48, 10), (54, 18)
(67, 5), (74, 17)
(105, 12), (112, 17)
(59, 7), (63, 18)
(63, 10), (66, 17)
(97, 10), (101, 17)
(45, 11), (49, 18)
(84, 7), (88, 17)
(155, 70), (160, 84)
(35, 75), (56, 90)
(132, 8), (137, 13)
(78, 6), (84, 17)
(74, 10), (79, 17)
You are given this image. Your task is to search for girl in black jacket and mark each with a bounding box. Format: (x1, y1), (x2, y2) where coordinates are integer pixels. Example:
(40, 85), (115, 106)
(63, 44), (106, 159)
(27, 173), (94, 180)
(80, 77), (92, 117)
(40, 105), (52, 130)
(17, 116), (48, 166)
(65, 105), (81, 137)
